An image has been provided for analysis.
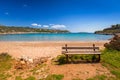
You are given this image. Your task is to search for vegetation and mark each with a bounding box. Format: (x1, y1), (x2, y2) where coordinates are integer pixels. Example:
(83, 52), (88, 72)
(0, 53), (12, 72)
(87, 75), (107, 80)
(104, 34), (120, 51)
(95, 24), (120, 35)
(0, 53), (12, 80)
(53, 54), (99, 65)
(45, 74), (64, 80)
(0, 48), (120, 80)
(67, 49), (120, 80)
(0, 25), (69, 33)
(15, 76), (23, 80)
(0, 73), (12, 80)
(101, 49), (120, 80)
(25, 76), (36, 80)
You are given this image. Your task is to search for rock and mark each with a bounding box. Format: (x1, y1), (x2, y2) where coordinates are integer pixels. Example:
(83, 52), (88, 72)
(28, 58), (33, 63)
(43, 74), (48, 78)
(36, 70), (41, 73)
(20, 60), (26, 65)
(38, 74), (48, 80)
(33, 57), (49, 65)
(41, 68), (45, 72)
(40, 57), (48, 63)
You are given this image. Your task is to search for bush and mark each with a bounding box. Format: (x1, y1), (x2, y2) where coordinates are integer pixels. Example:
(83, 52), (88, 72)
(54, 54), (98, 64)
(54, 55), (67, 65)
(0, 53), (12, 72)
(104, 34), (120, 51)
(0, 53), (11, 61)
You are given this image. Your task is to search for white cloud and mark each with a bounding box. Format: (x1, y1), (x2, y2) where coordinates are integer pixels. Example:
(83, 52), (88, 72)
(51, 24), (66, 29)
(31, 23), (66, 29)
(31, 23), (41, 27)
(38, 24), (41, 27)
(31, 23), (38, 26)
(43, 25), (49, 28)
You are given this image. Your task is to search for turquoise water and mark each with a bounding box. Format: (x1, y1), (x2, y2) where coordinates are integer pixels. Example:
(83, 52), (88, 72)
(0, 33), (113, 41)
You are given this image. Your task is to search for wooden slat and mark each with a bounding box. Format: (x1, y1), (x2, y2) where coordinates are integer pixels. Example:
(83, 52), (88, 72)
(64, 53), (101, 55)
(62, 51), (101, 54)
(62, 47), (99, 49)
(62, 52), (101, 55)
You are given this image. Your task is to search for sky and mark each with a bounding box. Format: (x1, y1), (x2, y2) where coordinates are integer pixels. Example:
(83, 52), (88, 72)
(0, 0), (120, 32)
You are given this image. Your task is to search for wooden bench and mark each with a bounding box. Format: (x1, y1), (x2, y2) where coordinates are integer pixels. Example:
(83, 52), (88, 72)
(62, 44), (101, 62)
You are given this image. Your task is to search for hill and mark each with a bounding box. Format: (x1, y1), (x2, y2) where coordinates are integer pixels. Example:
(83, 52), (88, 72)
(95, 24), (120, 35)
(0, 25), (69, 34)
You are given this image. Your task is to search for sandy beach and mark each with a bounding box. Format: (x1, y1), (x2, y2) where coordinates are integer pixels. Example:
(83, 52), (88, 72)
(0, 41), (109, 59)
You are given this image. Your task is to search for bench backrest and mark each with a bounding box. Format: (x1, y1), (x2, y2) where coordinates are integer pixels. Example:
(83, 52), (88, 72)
(62, 44), (99, 52)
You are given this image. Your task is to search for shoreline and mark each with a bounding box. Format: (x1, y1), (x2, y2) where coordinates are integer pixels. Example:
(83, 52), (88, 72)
(0, 40), (109, 42)
(0, 32), (47, 35)
(0, 32), (70, 35)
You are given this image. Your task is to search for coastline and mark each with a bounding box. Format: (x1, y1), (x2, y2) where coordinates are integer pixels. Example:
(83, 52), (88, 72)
(0, 41), (109, 59)
(0, 32), (48, 35)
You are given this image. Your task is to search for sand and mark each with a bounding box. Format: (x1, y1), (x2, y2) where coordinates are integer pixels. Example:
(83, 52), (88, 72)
(0, 41), (109, 59)
(0, 41), (113, 80)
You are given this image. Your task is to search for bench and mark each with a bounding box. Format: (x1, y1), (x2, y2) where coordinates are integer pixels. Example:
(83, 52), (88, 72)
(62, 44), (101, 62)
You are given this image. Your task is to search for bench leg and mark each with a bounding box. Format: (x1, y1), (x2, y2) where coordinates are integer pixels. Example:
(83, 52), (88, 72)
(66, 55), (69, 63)
(98, 54), (100, 62)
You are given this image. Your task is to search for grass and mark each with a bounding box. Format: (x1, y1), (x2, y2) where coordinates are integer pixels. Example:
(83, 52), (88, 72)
(53, 54), (99, 65)
(25, 76), (36, 80)
(29, 63), (47, 75)
(87, 75), (107, 80)
(15, 76), (23, 80)
(0, 53), (13, 80)
(0, 49), (120, 80)
(45, 74), (64, 80)
(0, 73), (12, 80)
(15, 76), (37, 80)
(85, 49), (120, 80)
(0, 53), (12, 72)
(54, 49), (120, 80)
(101, 49), (120, 80)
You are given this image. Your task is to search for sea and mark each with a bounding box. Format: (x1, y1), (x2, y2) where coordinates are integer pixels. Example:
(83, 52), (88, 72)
(0, 33), (113, 41)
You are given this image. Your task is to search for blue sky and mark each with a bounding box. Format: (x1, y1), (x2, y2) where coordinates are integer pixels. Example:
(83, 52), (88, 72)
(0, 0), (120, 32)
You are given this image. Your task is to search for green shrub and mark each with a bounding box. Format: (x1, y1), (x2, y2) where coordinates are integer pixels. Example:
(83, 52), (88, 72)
(104, 34), (120, 51)
(55, 55), (67, 64)
(0, 53), (11, 61)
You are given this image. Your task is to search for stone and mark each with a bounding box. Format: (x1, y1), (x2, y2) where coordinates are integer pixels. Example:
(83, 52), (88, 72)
(28, 58), (33, 63)
(20, 60), (26, 65)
